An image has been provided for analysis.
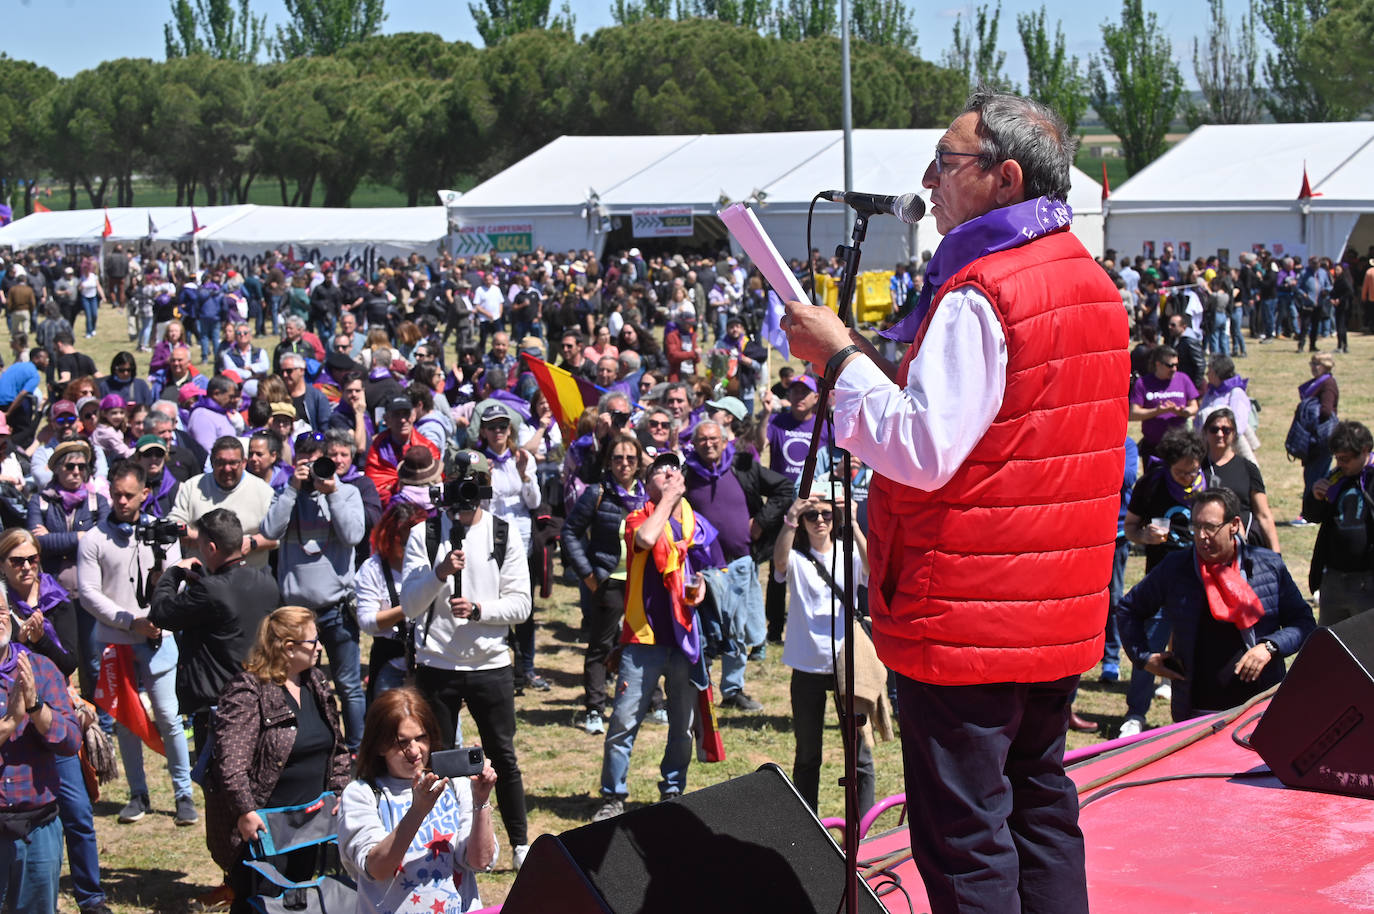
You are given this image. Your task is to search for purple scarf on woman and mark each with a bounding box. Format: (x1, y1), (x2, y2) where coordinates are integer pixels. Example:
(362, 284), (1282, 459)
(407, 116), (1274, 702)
(1148, 456), (1207, 504)
(1299, 373), (1331, 400)
(142, 470), (179, 518)
(611, 480), (647, 512)
(480, 445), (514, 468)
(7, 574), (67, 649)
(881, 196), (1074, 344)
(48, 483), (91, 513)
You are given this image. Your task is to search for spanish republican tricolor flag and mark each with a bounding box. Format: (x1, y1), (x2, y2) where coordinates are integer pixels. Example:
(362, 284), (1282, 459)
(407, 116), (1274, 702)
(521, 352), (601, 439)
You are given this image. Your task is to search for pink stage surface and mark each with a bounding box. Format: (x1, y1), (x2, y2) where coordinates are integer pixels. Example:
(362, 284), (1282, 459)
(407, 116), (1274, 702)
(856, 698), (1374, 913)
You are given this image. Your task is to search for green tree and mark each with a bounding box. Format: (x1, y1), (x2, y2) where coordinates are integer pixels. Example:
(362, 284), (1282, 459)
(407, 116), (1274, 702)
(276, 0), (386, 59)
(1256, 0), (1348, 121)
(1088, 0), (1182, 175)
(469, 0), (575, 46)
(164, 0), (269, 61)
(1016, 6), (1087, 134)
(476, 27), (580, 175)
(773, 0), (837, 40)
(152, 56), (259, 204)
(851, 0), (917, 50)
(678, 0), (773, 29)
(609, 0), (675, 25)
(1185, 0), (1259, 127)
(1291, 0), (1369, 117)
(341, 31), (475, 78)
(371, 66), (496, 205)
(0, 56), (59, 214)
(943, 2), (1012, 92)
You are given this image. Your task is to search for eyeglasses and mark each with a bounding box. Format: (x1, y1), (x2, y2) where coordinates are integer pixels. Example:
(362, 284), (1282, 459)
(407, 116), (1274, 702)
(483, 420), (510, 432)
(236, 330), (251, 336)
(212, 458), (244, 469)
(1205, 425), (1234, 435)
(282, 366), (303, 374)
(1161, 361), (1179, 369)
(801, 510), (834, 523)
(1190, 519), (1232, 537)
(695, 436), (722, 446)
(61, 462), (88, 471)
(610, 454), (638, 464)
(647, 420), (671, 430)
(933, 149), (990, 174)
(288, 637), (320, 648)
(6, 554), (39, 568)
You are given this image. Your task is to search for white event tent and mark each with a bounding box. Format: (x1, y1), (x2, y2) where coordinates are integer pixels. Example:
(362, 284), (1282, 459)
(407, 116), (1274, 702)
(444, 130), (1105, 265)
(0, 204), (448, 276)
(1104, 122), (1374, 263)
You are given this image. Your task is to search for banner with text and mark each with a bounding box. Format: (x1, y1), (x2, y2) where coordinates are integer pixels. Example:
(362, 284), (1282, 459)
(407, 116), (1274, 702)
(448, 223), (533, 256)
(632, 207), (694, 238)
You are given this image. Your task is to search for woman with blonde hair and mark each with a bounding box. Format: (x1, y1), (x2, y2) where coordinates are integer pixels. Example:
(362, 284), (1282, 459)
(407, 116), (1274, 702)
(208, 606), (351, 913)
(150, 319), (187, 374)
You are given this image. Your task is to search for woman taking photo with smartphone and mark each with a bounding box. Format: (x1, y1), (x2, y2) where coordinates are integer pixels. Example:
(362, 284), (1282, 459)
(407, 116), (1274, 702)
(338, 687), (497, 914)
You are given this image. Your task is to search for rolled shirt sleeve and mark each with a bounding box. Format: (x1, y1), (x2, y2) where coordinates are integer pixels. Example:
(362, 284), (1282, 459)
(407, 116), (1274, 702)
(830, 286), (1007, 491)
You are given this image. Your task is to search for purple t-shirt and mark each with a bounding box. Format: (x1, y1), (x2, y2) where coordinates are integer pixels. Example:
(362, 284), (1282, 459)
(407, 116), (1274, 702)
(766, 411), (830, 484)
(1130, 372), (1199, 445)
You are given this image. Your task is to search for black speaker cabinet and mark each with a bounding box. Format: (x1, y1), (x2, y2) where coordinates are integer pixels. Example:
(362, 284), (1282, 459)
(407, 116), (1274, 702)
(1252, 611), (1374, 799)
(502, 763), (887, 914)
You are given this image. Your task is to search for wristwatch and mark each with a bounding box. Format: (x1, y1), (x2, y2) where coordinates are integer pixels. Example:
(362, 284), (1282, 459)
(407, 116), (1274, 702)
(1261, 640), (1280, 656)
(470, 603), (482, 622)
(25, 699), (45, 716)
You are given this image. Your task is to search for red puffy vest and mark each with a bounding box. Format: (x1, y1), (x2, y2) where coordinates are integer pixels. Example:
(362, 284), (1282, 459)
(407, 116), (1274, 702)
(868, 229), (1129, 686)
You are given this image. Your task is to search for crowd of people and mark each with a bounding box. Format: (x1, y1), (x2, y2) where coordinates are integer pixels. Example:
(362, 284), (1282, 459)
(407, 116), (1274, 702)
(0, 218), (1367, 913)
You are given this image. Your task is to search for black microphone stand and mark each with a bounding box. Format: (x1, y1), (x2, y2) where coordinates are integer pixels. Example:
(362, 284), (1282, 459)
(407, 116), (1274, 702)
(797, 207), (870, 914)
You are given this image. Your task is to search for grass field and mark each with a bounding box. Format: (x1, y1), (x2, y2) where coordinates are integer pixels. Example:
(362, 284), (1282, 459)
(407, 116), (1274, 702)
(56, 305), (1371, 912)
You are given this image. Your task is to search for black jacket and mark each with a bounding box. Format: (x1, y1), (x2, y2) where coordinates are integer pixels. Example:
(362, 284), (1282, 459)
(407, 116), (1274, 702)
(563, 478), (635, 583)
(149, 559), (280, 713)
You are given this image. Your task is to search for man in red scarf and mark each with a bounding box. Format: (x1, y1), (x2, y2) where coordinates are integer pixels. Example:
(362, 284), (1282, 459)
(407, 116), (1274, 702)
(1120, 487), (1315, 724)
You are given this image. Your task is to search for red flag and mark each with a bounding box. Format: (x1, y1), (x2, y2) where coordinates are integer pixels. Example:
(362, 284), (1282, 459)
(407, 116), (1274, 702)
(1298, 161), (1323, 199)
(33, 201), (51, 214)
(191, 208), (203, 233)
(101, 209), (113, 238)
(695, 684), (726, 763)
(287, 244), (295, 262)
(93, 644), (166, 756)
(1101, 161), (1111, 201)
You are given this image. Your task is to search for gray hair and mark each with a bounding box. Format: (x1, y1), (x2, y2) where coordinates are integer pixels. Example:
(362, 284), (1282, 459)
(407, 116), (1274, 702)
(144, 413), (174, 434)
(324, 427), (357, 457)
(619, 350), (641, 371)
(284, 315), (306, 331)
(598, 392), (631, 414)
(280, 352), (305, 370)
(963, 87), (1077, 202)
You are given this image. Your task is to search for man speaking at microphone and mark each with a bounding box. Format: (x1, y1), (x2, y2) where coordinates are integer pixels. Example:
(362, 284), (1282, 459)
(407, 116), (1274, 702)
(784, 90), (1128, 913)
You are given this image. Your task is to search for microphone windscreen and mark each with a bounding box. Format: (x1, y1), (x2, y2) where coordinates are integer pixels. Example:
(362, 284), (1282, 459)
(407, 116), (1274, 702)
(895, 193), (926, 224)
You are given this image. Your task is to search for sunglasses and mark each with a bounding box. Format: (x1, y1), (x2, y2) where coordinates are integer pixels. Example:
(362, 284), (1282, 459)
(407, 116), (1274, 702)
(54, 415), (77, 425)
(6, 554), (39, 568)
(1205, 425), (1234, 435)
(801, 510), (834, 523)
(483, 420), (511, 432)
(610, 454), (638, 464)
(61, 462), (88, 471)
(647, 420), (671, 430)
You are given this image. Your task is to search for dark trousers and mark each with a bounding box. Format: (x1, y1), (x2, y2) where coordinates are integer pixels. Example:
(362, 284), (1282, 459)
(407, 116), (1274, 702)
(896, 674), (1087, 914)
(789, 669), (874, 815)
(581, 579), (626, 712)
(765, 562), (787, 642)
(414, 664), (528, 846)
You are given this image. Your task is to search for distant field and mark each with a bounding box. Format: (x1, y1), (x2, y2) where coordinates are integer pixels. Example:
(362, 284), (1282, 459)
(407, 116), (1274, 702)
(20, 180), (426, 213)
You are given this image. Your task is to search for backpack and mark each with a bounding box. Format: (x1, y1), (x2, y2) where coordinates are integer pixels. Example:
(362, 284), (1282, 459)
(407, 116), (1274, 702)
(1284, 392), (1337, 461)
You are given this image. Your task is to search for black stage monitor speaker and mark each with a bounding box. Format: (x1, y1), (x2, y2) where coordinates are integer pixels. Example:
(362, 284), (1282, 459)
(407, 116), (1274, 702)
(1252, 610), (1374, 799)
(502, 763), (887, 914)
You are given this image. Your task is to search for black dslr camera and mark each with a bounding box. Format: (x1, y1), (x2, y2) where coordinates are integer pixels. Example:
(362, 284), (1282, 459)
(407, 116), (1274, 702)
(136, 517), (186, 547)
(430, 451), (492, 512)
(301, 455), (336, 492)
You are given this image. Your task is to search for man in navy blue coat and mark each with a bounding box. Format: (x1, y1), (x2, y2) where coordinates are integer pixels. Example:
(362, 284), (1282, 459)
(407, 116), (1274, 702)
(1120, 486), (1315, 723)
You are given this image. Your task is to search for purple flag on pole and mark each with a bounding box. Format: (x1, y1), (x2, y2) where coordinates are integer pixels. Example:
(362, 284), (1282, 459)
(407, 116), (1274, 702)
(0, 204), (12, 227)
(763, 290), (791, 360)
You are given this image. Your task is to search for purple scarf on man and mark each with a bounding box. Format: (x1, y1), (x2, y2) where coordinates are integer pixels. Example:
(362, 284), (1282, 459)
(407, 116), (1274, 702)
(881, 196), (1074, 344)
(7, 574), (67, 649)
(0, 642), (33, 686)
(684, 440), (734, 481)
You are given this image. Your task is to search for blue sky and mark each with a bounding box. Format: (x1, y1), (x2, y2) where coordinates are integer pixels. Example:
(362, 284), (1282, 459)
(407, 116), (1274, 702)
(4, 0), (1215, 86)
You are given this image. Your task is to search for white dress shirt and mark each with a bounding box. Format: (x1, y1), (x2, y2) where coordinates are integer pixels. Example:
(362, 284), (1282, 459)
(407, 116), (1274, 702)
(831, 286), (1008, 491)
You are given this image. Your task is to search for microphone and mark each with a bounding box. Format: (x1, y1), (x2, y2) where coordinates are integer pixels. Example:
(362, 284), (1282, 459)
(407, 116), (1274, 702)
(822, 190), (925, 224)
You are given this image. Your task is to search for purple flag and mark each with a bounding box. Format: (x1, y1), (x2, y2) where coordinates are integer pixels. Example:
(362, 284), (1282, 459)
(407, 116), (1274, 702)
(763, 290), (791, 360)
(0, 204), (12, 227)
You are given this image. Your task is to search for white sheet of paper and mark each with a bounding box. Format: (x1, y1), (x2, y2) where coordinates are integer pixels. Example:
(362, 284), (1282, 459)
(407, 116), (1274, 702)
(717, 204), (810, 305)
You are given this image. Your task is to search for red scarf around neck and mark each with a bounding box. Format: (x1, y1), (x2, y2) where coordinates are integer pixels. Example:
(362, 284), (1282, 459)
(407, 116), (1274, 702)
(1196, 546), (1265, 630)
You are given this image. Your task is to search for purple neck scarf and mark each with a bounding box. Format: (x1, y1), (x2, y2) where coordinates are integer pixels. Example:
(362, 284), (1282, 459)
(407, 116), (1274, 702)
(480, 445), (514, 467)
(1149, 457), (1207, 505)
(881, 196), (1074, 344)
(51, 484), (90, 513)
(142, 471), (178, 518)
(1299, 373), (1331, 400)
(684, 441), (735, 481)
(1213, 376), (1248, 397)
(0, 642), (32, 686)
(338, 464), (363, 484)
(612, 480), (647, 512)
(8, 575), (67, 649)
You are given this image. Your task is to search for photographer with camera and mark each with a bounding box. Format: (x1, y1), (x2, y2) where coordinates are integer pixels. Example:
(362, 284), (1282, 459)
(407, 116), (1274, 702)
(400, 450), (533, 871)
(260, 431), (366, 750)
(149, 508), (280, 751)
(76, 460), (196, 828)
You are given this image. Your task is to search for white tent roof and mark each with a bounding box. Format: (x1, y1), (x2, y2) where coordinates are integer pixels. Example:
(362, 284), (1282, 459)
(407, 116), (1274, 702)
(451, 130), (1104, 219)
(0, 205), (256, 248)
(197, 206), (446, 248)
(1109, 122), (1374, 212)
